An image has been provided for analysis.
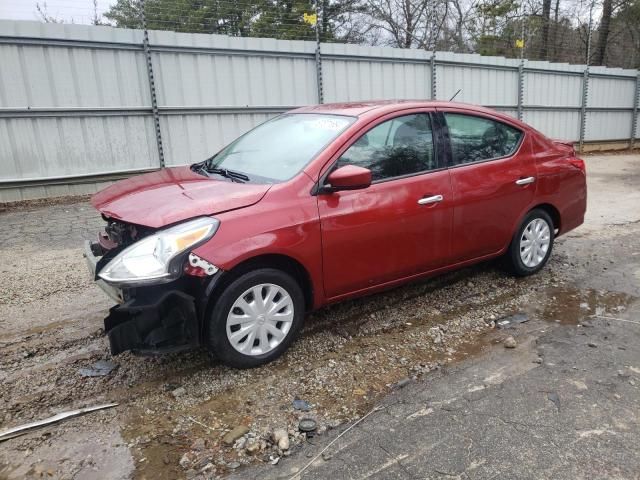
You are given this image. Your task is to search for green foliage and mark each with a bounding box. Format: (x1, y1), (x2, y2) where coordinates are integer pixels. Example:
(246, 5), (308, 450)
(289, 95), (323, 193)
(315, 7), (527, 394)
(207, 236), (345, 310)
(477, 0), (519, 20)
(250, 0), (316, 40)
(104, 0), (324, 39)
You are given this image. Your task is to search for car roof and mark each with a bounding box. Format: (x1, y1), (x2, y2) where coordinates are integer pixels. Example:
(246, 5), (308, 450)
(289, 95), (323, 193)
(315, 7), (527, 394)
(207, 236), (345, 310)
(290, 100), (496, 117)
(290, 100), (534, 133)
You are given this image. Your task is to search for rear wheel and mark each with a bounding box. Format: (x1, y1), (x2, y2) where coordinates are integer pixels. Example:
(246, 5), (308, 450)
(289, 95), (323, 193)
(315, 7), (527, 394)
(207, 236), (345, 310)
(506, 209), (554, 276)
(206, 268), (305, 368)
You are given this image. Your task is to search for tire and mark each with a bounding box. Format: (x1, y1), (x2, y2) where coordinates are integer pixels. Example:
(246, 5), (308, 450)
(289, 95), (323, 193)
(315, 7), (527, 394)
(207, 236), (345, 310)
(206, 268), (305, 368)
(506, 208), (554, 277)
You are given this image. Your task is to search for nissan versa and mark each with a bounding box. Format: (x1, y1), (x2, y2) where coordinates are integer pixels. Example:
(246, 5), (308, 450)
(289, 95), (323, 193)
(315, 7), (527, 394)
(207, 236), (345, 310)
(85, 100), (587, 368)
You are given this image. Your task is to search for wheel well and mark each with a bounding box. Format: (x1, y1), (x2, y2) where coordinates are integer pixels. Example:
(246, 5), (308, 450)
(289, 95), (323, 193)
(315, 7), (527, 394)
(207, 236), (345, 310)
(211, 254), (314, 312)
(532, 203), (561, 233)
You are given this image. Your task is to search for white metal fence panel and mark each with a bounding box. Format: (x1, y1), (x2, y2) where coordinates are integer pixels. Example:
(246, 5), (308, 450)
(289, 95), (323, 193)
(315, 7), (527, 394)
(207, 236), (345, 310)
(434, 52), (520, 108)
(0, 116), (158, 179)
(0, 19), (158, 196)
(0, 20), (638, 201)
(523, 71), (583, 108)
(0, 21), (147, 109)
(149, 30), (318, 107)
(586, 111), (635, 141)
(161, 112), (275, 167)
(321, 43), (432, 102)
(588, 76), (637, 108)
(524, 110), (582, 140)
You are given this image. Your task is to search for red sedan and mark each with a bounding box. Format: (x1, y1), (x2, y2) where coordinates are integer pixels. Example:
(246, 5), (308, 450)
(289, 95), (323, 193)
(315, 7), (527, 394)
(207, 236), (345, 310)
(85, 101), (587, 368)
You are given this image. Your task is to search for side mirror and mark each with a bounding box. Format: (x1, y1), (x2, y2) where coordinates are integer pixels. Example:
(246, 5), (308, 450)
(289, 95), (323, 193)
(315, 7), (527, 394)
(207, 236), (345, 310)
(324, 165), (372, 192)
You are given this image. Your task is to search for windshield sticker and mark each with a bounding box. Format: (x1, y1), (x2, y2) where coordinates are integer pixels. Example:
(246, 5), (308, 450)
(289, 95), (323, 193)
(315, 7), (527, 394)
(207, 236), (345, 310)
(309, 118), (349, 131)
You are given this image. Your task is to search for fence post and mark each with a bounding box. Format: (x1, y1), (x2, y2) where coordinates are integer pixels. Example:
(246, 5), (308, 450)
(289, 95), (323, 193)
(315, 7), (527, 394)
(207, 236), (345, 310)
(631, 73), (640, 150)
(141, 0), (165, 168)
(314, 3), (323, 104)
(517, 59), (524, 121)
(578, 67), (590, 153)
(430, 53), (437, 100)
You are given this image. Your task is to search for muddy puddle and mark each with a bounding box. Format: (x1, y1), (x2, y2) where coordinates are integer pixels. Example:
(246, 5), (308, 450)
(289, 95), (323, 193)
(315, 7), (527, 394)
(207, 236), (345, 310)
(525, 285), (634, 325)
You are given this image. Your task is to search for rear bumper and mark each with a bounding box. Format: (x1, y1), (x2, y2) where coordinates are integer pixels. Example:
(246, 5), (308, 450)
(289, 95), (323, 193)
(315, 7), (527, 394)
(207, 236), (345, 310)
(84, 239), (219, 355)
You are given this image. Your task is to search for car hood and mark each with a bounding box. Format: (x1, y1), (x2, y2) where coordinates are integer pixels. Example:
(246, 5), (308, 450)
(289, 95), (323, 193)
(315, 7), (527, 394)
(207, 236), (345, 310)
(91, 166), (272, 228)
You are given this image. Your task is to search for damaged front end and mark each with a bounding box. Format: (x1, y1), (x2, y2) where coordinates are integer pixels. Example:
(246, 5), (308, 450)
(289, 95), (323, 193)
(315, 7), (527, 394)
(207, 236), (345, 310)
(103, 287), (199, 355)
(84, 216), (221, 355)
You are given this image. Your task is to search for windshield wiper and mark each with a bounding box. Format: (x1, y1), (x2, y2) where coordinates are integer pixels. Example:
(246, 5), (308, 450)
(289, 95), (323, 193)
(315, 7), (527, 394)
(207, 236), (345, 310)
(191, 162), (209, 177)
(208, 167), (250, 183)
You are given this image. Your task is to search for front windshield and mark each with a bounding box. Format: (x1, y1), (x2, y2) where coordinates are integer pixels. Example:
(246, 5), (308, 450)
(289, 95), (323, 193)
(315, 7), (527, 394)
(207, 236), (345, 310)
(205, 113), (355, 182)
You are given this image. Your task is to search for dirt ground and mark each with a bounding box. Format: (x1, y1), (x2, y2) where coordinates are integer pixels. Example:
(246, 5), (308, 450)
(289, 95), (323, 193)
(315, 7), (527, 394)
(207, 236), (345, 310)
(1, 153), (639, 480)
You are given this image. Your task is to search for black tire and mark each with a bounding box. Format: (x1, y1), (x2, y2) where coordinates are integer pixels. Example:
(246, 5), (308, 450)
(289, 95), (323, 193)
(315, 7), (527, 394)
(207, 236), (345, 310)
(206, 268), (305, 368)
(506, 208), (554, 277)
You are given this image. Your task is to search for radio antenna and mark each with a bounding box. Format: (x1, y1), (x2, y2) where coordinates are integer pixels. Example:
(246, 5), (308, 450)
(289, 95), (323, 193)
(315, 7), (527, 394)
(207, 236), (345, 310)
(449, 89), (462, 101)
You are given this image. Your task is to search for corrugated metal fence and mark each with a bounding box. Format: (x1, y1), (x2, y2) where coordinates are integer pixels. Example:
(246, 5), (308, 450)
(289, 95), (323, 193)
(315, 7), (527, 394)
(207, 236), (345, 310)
(0, 20), (638, 202)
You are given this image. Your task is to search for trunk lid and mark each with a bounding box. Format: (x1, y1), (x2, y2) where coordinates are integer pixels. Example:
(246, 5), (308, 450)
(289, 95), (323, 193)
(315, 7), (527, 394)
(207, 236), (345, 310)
(91, 166), (272, 228)
(552, 139), (576, 155)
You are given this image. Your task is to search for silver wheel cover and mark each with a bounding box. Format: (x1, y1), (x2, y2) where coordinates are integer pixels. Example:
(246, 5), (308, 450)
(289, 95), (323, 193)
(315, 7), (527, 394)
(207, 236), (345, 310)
(519, 218), (551, 268)
(226, 283), (294, 356)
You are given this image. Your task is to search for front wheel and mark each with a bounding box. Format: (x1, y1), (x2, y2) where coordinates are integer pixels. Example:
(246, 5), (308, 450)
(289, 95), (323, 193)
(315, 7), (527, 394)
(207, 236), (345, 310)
(206, 268), (305, 368)
(506, 209), (554, 276)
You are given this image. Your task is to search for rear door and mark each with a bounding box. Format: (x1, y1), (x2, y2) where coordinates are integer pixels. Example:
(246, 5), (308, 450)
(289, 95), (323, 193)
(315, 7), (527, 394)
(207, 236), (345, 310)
(438, 109), (536, 262)
(317, 111), (454, 299)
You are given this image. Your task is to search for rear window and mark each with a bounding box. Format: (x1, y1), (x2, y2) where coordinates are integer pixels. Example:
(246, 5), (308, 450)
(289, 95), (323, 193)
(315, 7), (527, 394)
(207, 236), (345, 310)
(444, 113), (523, 165)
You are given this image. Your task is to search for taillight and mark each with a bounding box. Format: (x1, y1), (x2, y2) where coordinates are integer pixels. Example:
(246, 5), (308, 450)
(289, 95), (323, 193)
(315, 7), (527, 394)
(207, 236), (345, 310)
(568, 157), (586, 174)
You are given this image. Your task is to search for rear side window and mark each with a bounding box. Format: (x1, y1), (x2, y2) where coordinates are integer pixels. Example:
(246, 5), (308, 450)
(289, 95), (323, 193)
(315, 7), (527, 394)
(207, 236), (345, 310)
(337, 113), (436, 181)
(444, 113), (523, 166)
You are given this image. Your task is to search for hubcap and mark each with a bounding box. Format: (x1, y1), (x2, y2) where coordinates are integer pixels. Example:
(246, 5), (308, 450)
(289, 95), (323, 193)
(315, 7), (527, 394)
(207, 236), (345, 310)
(520, 218), (551, 268)
(226, 283), (294, 356)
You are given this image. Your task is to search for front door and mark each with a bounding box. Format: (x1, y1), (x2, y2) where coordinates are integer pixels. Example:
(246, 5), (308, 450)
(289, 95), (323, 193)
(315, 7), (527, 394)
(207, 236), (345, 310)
(317, 112), (453, 300)
(439, 110), (537, 262)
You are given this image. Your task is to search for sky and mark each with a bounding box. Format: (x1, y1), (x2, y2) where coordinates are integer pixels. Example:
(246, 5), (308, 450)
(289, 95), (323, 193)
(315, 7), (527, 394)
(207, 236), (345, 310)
(0, 0), (115, 24)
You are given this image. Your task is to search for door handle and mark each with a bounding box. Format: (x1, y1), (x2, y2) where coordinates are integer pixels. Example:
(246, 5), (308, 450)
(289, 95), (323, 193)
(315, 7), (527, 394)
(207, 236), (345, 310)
(515, 176), (535, 185)
(418, 194), (443, 205)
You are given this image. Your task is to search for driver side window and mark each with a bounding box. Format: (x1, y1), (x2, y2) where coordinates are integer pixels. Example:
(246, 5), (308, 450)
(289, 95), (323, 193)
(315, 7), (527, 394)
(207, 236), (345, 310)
(336, 113), (435, 182)
(444, 113), (522, 166)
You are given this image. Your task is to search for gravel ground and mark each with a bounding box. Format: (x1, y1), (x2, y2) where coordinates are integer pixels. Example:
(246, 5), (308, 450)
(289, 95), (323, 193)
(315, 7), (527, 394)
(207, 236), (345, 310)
(0, 153), (638, 480)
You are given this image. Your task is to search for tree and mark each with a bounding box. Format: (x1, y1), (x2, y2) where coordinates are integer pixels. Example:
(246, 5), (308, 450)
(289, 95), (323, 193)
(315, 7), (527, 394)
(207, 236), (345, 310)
(320, 0), (369, 42)
(540, 0), (552, 59)
(90, 0), (640, 68)
(473, 0), (520, 56)
(35, 2), (62, 23)
(251, 0), (316, 40)
(105, 0), (361, 40)
(358, 0), (453, 49)
(605, 0), (640, 68)
(550, 0), (560, 60)
(593, 0), (613, 65)
(105, 0), (260, 36)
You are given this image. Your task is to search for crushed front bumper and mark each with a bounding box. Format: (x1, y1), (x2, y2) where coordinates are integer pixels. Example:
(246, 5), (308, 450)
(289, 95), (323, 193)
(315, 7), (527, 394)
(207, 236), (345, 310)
(83, 240), (124, 303)
(104, 289), (199, 355)
(84, 240), (216, 355)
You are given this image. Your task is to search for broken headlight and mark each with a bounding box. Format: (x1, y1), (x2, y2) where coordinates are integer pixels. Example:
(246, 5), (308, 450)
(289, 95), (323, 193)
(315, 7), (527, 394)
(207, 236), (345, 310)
(98, 217), (219, 285)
